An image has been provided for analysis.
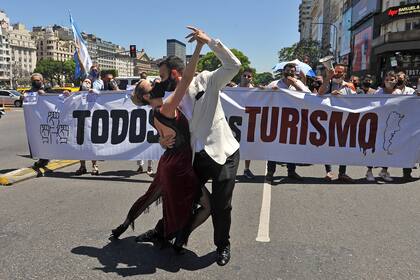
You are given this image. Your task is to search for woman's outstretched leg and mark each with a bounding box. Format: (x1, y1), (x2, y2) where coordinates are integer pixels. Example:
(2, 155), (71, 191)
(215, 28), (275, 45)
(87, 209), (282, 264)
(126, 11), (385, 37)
(110, 181), (162, 240)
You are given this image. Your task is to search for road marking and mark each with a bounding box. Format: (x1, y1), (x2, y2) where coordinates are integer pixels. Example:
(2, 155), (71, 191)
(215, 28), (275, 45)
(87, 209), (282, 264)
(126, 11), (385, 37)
(256, 166), (271, 242)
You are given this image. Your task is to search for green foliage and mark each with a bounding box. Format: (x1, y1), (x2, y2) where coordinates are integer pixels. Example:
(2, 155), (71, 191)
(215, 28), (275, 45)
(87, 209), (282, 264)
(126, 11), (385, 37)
(254, 72), (274, 86)
(34, 59), (77, 85)
(198, 48), (252, 84)
(278, 39), (322, 69)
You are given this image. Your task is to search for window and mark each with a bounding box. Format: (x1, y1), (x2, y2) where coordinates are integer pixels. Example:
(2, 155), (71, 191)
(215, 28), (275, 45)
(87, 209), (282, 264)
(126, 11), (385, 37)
(0, 91), (10, 96)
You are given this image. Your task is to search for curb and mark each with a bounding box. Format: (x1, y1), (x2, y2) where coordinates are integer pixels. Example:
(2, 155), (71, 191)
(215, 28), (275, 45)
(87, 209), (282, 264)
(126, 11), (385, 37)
(0, 160), (79, 186)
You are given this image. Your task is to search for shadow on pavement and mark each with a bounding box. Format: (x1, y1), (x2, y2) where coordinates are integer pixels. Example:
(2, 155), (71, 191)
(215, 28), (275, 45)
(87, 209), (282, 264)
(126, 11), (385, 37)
(0, 168), (17, 175)
(47, 171), (153, 184)
(71, 236), (216, 276)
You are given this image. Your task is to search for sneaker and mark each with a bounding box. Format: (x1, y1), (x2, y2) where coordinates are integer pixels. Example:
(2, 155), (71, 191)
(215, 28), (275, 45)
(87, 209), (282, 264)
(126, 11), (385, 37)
(379, 170), (393, 182)
(146, 167), (154, 177)
(365, 170), (375, 182)
(243, 169), (255, 179)
(324, 172), (334, 181)
(136, 165), (144, 174)
(265, 172), (274, 184)
(338, 173), (355, 183)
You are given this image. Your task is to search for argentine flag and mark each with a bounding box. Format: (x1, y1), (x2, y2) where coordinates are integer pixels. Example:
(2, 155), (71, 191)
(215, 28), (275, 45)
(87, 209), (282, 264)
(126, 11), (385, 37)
(70, 13), (92, 77)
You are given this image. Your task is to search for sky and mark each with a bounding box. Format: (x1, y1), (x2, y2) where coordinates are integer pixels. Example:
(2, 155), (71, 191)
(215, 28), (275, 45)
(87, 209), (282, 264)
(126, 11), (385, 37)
(1, 0), (301, 73)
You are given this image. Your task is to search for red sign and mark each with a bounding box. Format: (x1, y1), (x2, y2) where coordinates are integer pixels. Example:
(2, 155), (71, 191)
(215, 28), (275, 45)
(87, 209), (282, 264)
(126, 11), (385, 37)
(388, 9), (399, 17)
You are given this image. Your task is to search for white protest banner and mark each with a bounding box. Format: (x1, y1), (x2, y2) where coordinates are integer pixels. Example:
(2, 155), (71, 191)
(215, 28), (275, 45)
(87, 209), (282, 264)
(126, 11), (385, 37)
(23, 89), (420, 167)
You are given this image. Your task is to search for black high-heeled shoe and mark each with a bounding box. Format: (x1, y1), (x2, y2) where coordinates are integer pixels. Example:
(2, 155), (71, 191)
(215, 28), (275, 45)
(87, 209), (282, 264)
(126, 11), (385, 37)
(110, 224), (128, 240)
(173, 229), (190, 255)
(110, 222), (133, 240)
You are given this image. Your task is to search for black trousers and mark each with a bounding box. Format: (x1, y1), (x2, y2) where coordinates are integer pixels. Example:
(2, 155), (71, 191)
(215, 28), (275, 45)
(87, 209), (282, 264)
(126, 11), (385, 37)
(154, 149), (240, 248)
(267, 161), (296, 174)
(193, 149), (240, 248)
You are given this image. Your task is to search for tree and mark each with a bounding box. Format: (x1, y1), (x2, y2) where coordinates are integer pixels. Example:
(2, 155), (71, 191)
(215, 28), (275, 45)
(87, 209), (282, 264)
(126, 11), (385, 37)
(278, 39), (322, 69)
(62, 60), (76, 85)
(198, 48), (251, 84)
(254, 72), (274, 86)
(34, 59), (63, 86)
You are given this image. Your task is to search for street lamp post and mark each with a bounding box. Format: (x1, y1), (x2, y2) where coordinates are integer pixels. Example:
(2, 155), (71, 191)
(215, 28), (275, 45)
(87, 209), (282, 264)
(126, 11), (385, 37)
(311, 22), (339, 62)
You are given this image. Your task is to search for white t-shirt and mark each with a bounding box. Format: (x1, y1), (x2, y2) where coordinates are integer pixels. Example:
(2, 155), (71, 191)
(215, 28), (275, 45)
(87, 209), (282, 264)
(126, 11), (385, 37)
(374, 88), (402, 95)
(267, 79), (310, 92)
(400, 86), (415, 95)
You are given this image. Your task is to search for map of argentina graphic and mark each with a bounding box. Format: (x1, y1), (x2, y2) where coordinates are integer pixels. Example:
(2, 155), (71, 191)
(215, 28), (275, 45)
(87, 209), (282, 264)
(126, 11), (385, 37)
(383, 111), (405, 155)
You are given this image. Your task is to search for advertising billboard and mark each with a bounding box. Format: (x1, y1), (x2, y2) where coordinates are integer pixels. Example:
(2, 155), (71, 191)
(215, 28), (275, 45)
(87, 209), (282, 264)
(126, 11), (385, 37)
(340, 8), (352, 56)
(352, 0), (378, 25)
(352, 26), (373, 72)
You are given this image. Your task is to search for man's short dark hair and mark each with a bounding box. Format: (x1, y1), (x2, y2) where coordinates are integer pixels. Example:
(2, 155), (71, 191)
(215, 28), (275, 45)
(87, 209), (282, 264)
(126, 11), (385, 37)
(283, 63), (296, 71)
(159, 56), (185, 72)
(242, 67), (253, 74)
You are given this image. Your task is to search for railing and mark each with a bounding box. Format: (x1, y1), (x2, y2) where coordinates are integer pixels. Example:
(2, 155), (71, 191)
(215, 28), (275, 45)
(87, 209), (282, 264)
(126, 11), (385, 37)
(373, 29), (420, 47)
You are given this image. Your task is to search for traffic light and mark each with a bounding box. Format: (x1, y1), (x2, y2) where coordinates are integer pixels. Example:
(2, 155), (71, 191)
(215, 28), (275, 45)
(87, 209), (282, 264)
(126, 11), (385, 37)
(129, 45), (136, 58)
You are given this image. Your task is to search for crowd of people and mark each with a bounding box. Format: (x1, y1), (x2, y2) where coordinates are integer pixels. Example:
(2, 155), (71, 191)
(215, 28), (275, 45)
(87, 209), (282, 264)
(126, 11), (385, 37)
(229, 62), (420, 183)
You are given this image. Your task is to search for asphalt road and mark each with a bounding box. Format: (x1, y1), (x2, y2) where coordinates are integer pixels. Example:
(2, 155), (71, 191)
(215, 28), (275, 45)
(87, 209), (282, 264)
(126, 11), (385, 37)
(1, 110), (420, 279)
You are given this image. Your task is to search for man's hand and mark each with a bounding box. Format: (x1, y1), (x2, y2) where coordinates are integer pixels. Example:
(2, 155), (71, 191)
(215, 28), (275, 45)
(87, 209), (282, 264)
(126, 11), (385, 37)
(159, 135), (176, 149)
(186, 26), (211, 45)
(63, 90), (71, 97)
(331, 89), (341, 95)
(37, 90), (45, 95)
(286, 76), (299, 87)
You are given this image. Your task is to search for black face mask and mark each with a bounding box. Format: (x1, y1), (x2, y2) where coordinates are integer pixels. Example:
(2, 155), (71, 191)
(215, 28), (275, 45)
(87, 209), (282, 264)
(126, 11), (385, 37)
(31, 81), (43, 90)
(362, 81), (371, 88)
(312, 81), (322, 89)
(150, 78), (177, 98)
(396, 80), (404, 86)
(284, 72), (294, 78)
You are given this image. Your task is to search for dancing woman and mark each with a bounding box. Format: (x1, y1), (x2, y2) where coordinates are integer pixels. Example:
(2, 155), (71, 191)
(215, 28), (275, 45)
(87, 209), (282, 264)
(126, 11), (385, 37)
(110, 27), (211, 251)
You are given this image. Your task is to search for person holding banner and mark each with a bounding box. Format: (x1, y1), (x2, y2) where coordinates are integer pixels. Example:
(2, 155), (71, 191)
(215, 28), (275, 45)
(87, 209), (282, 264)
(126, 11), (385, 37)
(318, 64), (355, 183)
(30, 73), (51, 169)
(136, 28), (241, 266)
(111, 27), (211, 254)
(265, 63), (310, 183)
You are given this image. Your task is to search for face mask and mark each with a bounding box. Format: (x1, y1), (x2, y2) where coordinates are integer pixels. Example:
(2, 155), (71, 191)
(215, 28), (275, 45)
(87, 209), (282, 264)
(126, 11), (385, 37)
(284, 72), (294, 78)
(332, 78), (343, 84)
(150, 78), (177, 98)
(362, 81), (371, 88)
(90, 70), (98, 79)
(81, 82), (91, 91)
(353, 82), (360, 87)
(31, 81), (42, 90)
(385, 81), (396, 89)
(107, 80), (118, 90)
(396, 79), (404, 86)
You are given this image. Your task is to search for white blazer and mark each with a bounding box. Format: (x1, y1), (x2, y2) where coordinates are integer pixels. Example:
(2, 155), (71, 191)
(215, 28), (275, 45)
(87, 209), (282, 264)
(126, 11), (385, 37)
(179, 39), (241, 165)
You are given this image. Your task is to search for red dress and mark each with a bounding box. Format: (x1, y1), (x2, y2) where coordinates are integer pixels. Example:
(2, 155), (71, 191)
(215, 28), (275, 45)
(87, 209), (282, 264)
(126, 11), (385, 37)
(126, 108), (199, 239)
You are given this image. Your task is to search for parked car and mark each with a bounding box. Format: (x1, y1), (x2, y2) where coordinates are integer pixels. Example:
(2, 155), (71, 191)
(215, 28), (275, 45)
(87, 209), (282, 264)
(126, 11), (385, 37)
(0, 90), (23, 107)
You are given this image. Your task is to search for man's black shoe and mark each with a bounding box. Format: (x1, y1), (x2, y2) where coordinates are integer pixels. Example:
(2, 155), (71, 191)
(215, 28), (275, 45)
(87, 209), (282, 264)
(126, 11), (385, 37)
(287, 171), (303, 181)
(265, 173), (274, 184)
(33, 159), (49, 168)
(216, 246), (231, 266)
